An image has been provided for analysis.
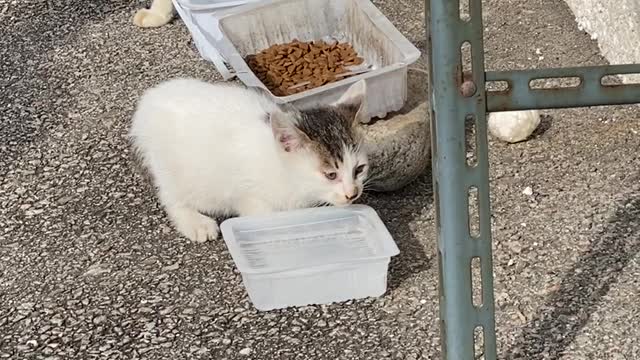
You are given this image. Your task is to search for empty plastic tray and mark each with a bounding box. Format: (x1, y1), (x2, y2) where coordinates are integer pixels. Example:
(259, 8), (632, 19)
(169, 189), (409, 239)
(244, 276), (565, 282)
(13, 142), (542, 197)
(220, 205), (399, 311)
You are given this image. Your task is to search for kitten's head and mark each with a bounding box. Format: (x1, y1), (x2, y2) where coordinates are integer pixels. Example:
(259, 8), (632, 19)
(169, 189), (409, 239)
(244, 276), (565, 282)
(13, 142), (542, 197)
(269, 80), (370, 206)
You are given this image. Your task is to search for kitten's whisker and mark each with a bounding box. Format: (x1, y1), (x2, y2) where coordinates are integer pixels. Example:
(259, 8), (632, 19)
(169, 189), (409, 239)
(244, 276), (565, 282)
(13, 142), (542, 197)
(362, 179), (377, 187)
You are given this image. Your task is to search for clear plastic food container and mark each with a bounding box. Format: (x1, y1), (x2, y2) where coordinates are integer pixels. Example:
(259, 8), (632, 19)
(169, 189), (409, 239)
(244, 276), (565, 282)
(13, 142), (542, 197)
(219, 205), (400, 311)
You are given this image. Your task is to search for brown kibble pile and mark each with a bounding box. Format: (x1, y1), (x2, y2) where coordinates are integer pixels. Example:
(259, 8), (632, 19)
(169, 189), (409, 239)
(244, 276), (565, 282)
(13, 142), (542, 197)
(245, 39), (365, 97)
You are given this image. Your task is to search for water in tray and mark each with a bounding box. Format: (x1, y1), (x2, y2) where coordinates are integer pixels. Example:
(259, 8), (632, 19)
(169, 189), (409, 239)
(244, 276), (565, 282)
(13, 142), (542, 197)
(234, 214), (380, 271)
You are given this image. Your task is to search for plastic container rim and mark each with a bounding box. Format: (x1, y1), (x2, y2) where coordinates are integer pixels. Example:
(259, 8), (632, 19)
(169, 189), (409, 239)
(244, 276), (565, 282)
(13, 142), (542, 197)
(219, 204), (400, 275)
(210, 0), (422, 102)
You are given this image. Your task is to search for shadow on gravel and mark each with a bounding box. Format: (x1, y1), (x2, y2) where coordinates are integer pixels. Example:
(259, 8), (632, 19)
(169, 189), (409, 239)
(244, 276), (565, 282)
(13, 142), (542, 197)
(364, 170), (434, 291)
(508, 193), (640, 359)
(529, 114), (554, 139)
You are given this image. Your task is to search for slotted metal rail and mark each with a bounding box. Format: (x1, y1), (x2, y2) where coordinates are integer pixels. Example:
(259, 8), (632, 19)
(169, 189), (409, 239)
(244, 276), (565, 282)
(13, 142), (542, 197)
(425, 0), (640, 359)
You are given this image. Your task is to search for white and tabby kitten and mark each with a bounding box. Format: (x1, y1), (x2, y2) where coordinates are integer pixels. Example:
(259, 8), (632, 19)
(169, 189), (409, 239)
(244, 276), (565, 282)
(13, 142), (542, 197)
(129, 78), (370, 242)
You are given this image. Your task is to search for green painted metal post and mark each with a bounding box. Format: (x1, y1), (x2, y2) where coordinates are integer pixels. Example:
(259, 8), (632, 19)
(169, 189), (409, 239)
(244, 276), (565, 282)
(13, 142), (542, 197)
(426, 0), (640, 358)
(426, 0), (497, 358)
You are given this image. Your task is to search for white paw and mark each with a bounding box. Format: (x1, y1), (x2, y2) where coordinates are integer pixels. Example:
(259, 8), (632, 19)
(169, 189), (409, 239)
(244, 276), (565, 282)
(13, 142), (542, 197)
(173, 212), (219, 243)
(133, 9), (172, 28)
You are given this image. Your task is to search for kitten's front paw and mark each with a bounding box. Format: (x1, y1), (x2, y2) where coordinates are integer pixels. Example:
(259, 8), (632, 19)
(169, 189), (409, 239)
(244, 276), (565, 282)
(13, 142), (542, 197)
(133, 8), (172, 28)
(170, 208), (219, 243)
(180, 214), (219, 243)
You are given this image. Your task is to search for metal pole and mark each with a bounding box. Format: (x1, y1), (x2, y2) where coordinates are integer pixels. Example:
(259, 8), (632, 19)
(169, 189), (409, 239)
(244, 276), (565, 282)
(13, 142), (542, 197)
(426, 0), (497, 358)
(426, 0), (640, 357)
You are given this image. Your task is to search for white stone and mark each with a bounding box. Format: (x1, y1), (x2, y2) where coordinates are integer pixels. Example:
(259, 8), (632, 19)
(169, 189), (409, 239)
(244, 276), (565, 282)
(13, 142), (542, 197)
(523, 186), (533, 196)
(488, 110), (541, 143)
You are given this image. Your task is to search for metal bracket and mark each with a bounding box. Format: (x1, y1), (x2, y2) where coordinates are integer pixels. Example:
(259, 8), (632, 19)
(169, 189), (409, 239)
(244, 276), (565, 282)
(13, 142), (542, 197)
(487, 64), (640, 111)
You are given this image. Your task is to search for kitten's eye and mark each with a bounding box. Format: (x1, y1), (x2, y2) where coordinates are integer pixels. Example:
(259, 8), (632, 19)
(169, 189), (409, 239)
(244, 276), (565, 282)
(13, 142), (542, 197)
(324, 172), (337, 180)
(354, 164), (366, 176)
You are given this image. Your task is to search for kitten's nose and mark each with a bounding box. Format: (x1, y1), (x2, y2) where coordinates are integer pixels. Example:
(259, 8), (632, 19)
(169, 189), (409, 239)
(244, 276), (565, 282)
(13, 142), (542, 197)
(345, 192), (358, 201)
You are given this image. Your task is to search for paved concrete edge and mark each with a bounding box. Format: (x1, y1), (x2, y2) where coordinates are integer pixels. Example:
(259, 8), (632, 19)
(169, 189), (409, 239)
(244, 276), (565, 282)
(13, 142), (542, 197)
(563, 0), (640, 83)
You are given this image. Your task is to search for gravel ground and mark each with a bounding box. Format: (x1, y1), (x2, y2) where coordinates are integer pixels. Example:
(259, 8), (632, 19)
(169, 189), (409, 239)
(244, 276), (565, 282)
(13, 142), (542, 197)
(1, 0), (639, 359)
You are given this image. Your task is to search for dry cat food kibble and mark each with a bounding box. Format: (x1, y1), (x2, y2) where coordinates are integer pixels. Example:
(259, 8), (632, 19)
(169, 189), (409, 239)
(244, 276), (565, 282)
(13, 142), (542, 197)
(246, 39), (365, 96)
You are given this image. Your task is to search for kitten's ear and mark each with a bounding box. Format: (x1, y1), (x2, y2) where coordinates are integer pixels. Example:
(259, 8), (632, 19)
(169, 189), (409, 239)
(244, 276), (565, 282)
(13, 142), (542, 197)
(270, 109), (309, 152)
(333, 79), (368, 125)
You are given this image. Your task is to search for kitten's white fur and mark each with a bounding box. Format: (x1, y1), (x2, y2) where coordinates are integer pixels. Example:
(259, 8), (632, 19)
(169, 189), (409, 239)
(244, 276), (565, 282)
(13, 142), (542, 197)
(133, 0), (174, 28)
(129, 78), (368, 242)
